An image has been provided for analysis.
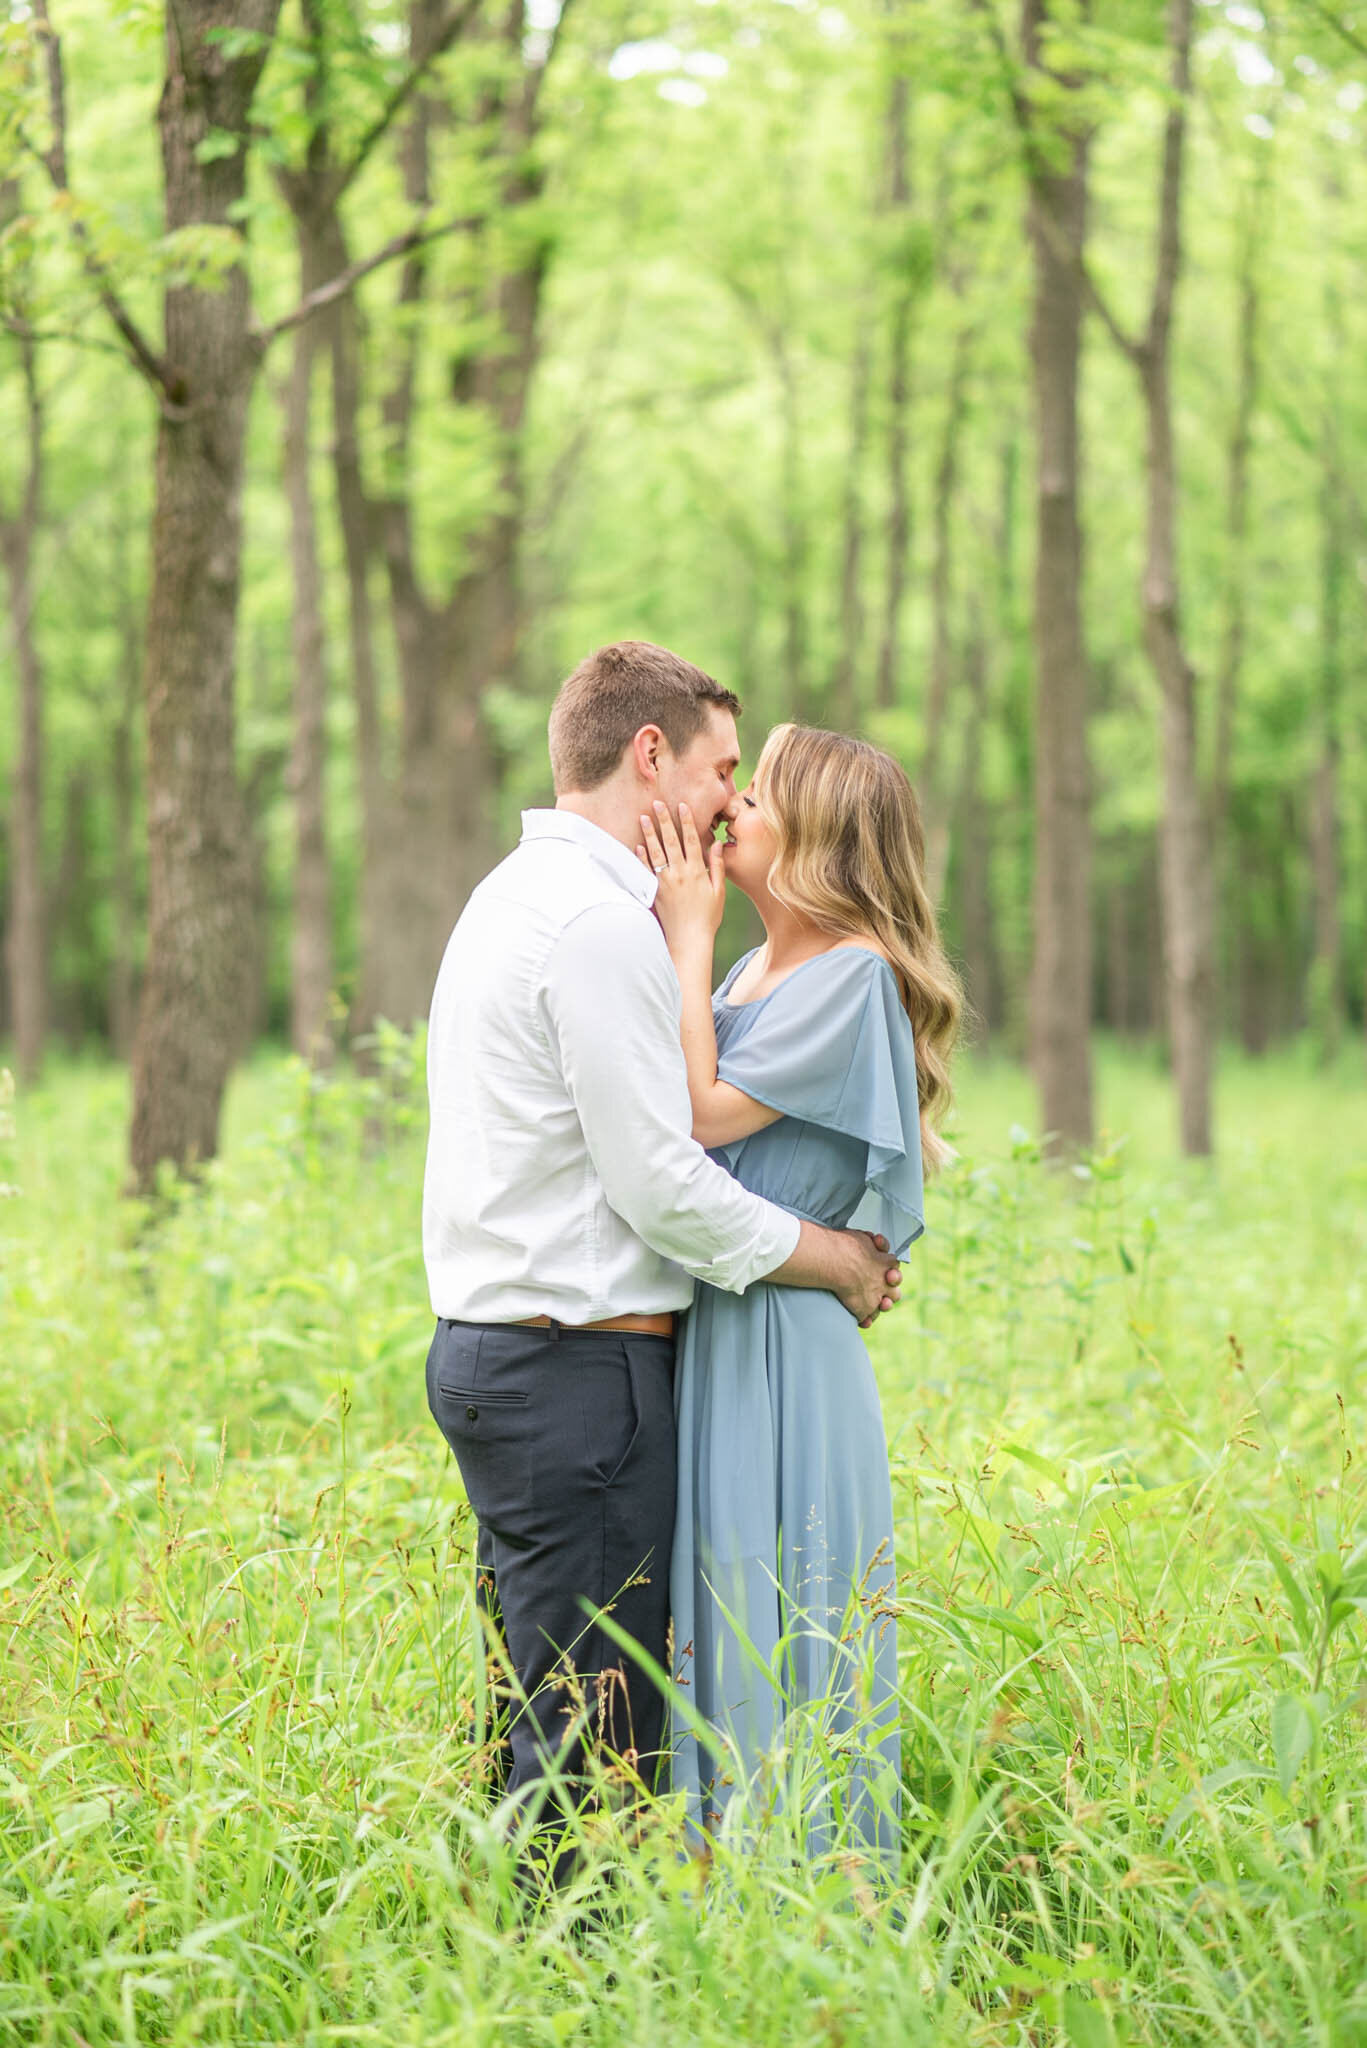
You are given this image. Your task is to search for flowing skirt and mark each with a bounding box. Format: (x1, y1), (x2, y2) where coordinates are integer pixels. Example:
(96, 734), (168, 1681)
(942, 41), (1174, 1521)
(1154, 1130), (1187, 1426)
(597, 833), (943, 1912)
(669, 1279), (901, 1878)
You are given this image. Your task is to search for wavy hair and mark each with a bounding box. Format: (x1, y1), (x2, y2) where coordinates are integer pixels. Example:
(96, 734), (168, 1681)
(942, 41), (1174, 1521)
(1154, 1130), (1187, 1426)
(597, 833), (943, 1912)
(754, 723), (963, 1172)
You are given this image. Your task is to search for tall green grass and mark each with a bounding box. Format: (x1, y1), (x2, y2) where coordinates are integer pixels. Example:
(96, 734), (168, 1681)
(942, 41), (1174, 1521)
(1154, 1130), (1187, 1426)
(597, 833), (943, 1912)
(2, 1039), (1367, 2045)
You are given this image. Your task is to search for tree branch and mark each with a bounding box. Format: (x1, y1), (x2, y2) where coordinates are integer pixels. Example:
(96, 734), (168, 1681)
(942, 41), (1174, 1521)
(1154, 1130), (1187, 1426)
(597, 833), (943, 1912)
(964, 0), (1035, 139)
(1076, 246), (1144, 364)
(332, 0), (485, 204)
(251, 210), (474, 351)
(0, 313), (136, 363)
(28, 0), (183, 409)
(519, 0), (580, 131)
(966, 0), (1144, 361)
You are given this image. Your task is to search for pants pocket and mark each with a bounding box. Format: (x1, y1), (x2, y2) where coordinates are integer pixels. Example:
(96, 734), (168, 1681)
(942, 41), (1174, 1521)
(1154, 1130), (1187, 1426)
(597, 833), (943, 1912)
(437, 1384), (529, 1407)
(580, 1342), (642, 1487)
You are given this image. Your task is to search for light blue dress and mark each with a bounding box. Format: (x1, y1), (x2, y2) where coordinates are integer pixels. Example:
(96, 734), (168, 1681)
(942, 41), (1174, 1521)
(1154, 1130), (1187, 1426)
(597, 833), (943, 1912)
(670, 946), (925, 1878)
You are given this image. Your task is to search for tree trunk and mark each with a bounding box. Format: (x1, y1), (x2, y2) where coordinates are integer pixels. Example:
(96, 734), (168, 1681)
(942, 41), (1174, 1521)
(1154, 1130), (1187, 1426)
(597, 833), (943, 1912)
(876, 72), (914, 712)
(1022, 0), (1094, 1153)
(110, 538), (141, 1058)
(49, 768), (94, 1048)
(1138, 0), (1212, 1155)
(1103, 858), (1130, 1038)
(329, 266), (404, 1046)
(282, 226), (334, 1064)
(375, 11), (550, 1018)
(1138, 844), (1161, 1040)
(1211, 188), (1259, 1044)
(128, 0), (282, 1190)
(1310, 421), (1344, 1058)
(832, 312), (872, 728)
(377, 76), (454, 1024)
(268, 0), (483, 1048)
(723, 279), (809, 718)
(1146, 363), (1212, 1151)
(1310, 183), (1345, 1060)
(1234, 832), (1273, 1055)
(774, 333), (808, 717)
(0, 334), (47, 1087)
(1210, 173), (1261, 855)
(953, 624), (1001, 1038)
(922, 311), (972, 900)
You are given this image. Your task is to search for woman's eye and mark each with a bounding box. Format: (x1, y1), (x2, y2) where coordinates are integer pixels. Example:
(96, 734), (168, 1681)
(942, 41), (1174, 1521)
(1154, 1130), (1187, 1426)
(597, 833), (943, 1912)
(743, 796), (756, 809)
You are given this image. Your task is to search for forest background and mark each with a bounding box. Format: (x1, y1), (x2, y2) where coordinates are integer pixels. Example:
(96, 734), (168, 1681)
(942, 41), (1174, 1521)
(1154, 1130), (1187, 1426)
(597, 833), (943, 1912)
(1, 0), (1365, 1173)
(5, 5), (1367, 2036)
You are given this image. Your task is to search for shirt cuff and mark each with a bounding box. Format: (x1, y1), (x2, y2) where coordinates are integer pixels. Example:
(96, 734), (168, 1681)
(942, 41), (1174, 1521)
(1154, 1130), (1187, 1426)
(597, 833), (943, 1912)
(680, 1202), (802, 1295)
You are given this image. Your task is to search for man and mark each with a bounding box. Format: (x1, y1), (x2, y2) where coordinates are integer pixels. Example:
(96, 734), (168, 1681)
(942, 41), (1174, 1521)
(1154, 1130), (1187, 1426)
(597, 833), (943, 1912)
(422, 641), (900, 1875)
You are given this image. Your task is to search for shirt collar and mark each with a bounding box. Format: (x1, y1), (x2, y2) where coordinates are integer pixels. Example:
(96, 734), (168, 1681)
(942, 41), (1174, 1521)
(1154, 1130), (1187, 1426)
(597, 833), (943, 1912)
(520, 809), (658, 910)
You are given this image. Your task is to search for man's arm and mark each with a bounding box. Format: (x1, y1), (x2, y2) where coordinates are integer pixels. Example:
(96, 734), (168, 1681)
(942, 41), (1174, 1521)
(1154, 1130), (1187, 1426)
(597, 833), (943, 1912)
(543, 904), (900, 1320)
(768, 1221), (902, 1330)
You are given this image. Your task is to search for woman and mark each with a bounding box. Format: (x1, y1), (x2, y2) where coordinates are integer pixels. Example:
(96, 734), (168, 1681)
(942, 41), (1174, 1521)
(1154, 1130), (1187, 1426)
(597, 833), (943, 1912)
(637, 723), (961, 1878)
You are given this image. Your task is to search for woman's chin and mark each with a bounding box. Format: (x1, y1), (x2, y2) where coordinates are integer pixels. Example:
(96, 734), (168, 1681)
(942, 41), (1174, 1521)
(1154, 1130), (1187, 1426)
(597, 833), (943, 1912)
(721, 849), (755, 896)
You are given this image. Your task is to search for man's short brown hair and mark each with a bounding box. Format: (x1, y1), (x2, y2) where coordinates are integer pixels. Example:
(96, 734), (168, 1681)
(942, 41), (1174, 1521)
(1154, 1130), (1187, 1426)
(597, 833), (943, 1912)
(547, 641), (742, 793)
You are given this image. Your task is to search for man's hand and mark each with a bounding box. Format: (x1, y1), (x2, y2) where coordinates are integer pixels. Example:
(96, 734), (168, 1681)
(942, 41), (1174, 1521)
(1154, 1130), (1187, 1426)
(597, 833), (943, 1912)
(835, 1230), (903, 1328)
(767, 1220), (902, 1326)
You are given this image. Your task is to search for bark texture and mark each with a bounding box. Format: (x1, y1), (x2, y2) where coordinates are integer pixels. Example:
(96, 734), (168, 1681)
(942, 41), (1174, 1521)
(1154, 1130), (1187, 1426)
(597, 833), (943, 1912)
(1311, 413), (1344, 1055)
(832, 313), (872, 727)
(0, 331), (47, 1085)
(953, 626), (1002, 1037)
(1137, 0), (1211, 1154)
(276, 0), (480, 1050)
(110, 544), (141, 1058)
(128, 0), (283, 1188)
(282, 284), (333, 1063)
(1211, 177), (1262, 852)
(1022, 0), (1094, 1152)
(1311, 187), (1345, 1058)
(329, 264), (405, 1044)
(368, 0), (553, 1022)
(1078, 0), (1208, 1150)
(876, 71), (914, 711)
(922, 307), (973, 901)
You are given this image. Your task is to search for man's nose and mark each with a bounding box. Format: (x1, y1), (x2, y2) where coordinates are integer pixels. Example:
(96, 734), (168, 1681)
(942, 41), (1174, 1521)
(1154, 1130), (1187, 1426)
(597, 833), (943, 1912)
(719, 788), (741, 823)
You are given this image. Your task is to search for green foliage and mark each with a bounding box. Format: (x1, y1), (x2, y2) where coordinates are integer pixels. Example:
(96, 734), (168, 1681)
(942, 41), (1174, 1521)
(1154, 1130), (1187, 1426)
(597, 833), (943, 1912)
(4, 1045), (1367, 2039)
(1, 0), (1366, 1050)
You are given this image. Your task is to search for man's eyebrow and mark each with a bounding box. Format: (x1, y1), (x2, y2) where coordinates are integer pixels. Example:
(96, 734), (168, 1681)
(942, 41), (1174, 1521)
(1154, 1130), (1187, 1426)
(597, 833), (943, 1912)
(720, 751), (741, 771)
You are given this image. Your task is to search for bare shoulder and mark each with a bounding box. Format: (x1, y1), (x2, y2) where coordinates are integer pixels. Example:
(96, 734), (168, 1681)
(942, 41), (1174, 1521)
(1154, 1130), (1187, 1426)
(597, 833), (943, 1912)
(829, 935), (894, 967)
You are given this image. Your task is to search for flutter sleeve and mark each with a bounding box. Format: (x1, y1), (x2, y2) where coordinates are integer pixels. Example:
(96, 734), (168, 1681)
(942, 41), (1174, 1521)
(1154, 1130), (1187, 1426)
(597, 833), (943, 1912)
(714, 948), (926, 1254)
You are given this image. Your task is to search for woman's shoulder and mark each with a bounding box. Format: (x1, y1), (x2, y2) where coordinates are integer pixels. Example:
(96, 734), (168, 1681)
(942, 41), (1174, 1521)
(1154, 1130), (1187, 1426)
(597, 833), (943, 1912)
(827, 936), (894, 969)
(818, 939), (900, 994)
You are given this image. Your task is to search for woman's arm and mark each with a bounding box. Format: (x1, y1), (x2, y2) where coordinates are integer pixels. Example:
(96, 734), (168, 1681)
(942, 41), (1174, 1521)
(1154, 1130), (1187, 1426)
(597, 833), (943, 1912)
(638, 801), (784, 1150)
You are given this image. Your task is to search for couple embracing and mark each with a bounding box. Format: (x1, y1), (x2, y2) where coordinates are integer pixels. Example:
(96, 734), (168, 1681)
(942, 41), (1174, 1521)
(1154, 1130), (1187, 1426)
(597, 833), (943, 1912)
(422, 640), (961, 1889)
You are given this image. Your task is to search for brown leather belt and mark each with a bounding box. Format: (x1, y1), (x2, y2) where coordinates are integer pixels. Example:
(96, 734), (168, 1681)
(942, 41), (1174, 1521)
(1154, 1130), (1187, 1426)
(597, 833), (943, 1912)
(513, 1311), (677, 1338)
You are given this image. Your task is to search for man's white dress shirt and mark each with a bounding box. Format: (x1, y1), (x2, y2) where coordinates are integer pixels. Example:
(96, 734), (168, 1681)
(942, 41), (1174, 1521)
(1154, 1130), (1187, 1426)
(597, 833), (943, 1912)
(422, 809), (802, 1324)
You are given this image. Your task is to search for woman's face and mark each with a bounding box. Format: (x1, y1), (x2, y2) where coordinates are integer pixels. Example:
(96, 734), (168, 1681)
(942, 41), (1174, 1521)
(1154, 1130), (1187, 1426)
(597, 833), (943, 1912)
(719, 776), (778, 899)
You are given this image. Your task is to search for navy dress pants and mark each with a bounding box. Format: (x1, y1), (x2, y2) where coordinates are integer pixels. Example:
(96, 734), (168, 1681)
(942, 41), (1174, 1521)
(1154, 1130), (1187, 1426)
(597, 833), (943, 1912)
(426, 1318), (677, 1873)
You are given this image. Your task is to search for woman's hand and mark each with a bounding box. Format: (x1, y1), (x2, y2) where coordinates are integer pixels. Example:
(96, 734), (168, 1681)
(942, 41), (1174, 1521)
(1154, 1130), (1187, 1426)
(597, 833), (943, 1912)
(637, 801), (726, 952)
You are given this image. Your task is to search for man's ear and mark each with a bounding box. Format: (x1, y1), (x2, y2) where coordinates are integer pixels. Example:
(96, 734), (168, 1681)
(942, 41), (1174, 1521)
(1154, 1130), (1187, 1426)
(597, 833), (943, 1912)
(630, 724), (667, 785)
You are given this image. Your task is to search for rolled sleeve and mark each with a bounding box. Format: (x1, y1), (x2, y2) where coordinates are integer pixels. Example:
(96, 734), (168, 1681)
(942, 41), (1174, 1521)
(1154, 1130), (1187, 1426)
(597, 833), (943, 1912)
(542, 905), (800, 1292)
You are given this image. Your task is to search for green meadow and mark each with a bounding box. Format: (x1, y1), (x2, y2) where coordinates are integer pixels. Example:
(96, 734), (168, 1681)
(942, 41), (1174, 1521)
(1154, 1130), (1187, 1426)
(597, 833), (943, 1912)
(3, 1043), (1367, 2046)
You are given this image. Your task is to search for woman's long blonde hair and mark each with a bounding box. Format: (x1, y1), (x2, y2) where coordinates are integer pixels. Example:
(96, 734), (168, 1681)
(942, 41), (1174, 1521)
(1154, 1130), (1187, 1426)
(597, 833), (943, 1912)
(754, 723), (963, 1172)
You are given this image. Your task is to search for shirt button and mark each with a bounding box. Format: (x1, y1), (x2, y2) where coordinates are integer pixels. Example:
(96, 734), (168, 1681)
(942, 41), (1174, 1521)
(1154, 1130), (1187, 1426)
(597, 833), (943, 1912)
(466, 1405), (478, 1423)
